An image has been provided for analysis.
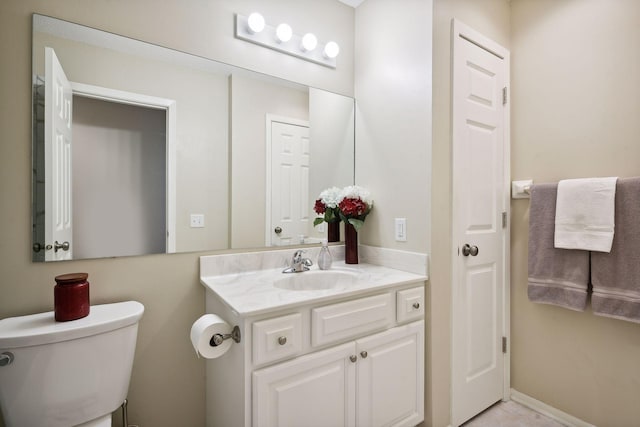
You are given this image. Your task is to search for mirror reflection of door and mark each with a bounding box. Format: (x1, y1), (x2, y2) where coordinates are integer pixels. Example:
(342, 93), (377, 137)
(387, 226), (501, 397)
(269, 119), (310, 246)
(39, 47), (173, 260)
(44, 47), (73, 261)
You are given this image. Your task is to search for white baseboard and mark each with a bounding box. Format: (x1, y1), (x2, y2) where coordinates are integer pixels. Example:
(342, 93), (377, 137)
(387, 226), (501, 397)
(510, 389), (596, 427)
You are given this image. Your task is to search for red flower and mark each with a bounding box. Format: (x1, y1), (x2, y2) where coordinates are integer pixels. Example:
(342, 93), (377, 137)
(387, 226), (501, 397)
(339, 198), (368, 218)
(314, 199), (326, 215)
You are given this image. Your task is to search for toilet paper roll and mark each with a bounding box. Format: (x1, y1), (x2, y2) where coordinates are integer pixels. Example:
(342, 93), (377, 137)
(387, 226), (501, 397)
(190, 314), (233, 359)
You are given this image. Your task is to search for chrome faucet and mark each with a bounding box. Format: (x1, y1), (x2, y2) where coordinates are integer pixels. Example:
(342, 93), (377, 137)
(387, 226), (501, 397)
(283, 249), (313, 273)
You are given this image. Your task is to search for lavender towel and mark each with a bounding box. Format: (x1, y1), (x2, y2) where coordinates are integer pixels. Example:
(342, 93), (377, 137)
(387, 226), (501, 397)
(591, 177), (640, 323)
(528, 183), (590, 311)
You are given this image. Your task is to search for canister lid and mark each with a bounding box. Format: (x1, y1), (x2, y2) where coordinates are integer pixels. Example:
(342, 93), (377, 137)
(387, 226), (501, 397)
(54, 272), (89, 284)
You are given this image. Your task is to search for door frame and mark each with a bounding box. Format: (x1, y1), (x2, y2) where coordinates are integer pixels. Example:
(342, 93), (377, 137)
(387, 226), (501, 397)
(450, 18), (511, 423)
(70, 82), (178, 253)
(264, 114), (310, 246)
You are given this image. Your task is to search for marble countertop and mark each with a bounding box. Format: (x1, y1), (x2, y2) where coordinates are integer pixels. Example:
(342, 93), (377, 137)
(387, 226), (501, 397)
(200, 261), (427, 317)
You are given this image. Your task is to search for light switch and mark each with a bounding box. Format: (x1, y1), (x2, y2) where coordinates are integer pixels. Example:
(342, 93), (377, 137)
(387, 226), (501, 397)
(395, 218), (407, 241)
(190, 214), (205, 228)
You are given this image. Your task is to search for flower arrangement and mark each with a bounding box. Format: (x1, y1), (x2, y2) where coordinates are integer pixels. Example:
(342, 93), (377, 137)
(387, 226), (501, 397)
(313, 186), (342, 227)
(313, 185), (373, 231)
(337, 185), (373, 231)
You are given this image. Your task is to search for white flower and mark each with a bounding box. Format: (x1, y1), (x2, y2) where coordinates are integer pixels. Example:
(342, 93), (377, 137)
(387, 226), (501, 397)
(339, 185), (373, 206)
(319, 186), (342, 209)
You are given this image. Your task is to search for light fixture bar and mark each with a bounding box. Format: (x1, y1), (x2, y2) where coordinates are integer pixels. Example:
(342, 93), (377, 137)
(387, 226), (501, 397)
(235, 14), (337, 69)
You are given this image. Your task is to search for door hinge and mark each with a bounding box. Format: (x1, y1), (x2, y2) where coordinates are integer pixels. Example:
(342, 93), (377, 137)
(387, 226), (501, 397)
(502, 211), (507, 228)
(502, 87), (508, 105)
(502, 336), (508, 353)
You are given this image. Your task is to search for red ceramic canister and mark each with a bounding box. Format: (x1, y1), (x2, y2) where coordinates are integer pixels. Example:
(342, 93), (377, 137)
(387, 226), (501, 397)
(54, 273), (90, 321)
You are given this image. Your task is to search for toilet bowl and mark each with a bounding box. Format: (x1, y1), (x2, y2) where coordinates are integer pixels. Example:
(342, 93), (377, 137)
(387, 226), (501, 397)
(0, 301), (144, 427)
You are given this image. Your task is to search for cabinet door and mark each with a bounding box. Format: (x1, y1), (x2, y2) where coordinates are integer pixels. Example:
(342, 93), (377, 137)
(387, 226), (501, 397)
(253, 341), (357, 427)
(356, 320), (424, 427)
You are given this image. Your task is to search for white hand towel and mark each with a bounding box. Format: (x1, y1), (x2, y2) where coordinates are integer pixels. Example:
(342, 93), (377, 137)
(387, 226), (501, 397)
(554, 177), (618, 252)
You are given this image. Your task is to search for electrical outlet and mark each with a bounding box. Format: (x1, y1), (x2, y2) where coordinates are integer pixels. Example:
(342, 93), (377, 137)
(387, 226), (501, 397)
(190, 214), (205, 228)
(395, 218), (407, 241)
(317, 222), (326, 233)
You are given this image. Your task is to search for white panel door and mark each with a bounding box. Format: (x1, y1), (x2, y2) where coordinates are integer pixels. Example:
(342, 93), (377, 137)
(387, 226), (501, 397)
(270, 121), (310, 246)
(253, 342), (356, 427)
(44, 47), (73, 261)
(356, 321), (424, 427)
(451, 21), (510, 426)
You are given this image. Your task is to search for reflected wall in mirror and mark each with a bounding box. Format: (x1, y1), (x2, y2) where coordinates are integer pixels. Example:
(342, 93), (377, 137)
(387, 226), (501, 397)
(32, 14), (355, 262)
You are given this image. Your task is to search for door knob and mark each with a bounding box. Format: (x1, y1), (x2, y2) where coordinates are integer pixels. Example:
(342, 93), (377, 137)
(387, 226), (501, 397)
(462, 244), (479, 257)
(54, 241), (70, 253)
(274, 226), (282, 234)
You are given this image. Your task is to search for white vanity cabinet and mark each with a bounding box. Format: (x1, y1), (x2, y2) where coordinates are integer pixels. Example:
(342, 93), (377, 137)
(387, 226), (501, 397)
(253, 319), (424, 427)
(204, 281), (425, 427)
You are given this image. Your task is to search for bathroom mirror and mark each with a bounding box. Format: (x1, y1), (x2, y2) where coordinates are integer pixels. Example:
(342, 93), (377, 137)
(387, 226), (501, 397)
(32, 14), (355, 262)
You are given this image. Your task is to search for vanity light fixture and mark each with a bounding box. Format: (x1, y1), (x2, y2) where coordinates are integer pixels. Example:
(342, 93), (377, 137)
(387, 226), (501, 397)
(301, 33), (318, 52)
(275, 23), (292, 43)
(323, 41), (340, 59)
(235, 13), (338, 68)
(246, 12), (265, 34)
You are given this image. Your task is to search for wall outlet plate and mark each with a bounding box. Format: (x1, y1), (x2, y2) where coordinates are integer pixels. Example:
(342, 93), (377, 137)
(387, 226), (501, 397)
(190, 214), (205, 228)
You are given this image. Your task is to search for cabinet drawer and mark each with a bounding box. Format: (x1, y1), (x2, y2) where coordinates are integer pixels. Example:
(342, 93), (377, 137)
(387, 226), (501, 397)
(253, 313), (303, 365)
(312, 293), (393, 347)
(396, 286), (424, 323)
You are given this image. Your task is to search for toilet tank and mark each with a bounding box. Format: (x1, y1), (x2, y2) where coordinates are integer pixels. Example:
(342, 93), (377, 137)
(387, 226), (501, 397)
(0, 301), (144, 427)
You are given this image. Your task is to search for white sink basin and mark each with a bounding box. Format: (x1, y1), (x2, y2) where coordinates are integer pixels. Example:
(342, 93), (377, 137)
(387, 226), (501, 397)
(273, 270), (359, 291)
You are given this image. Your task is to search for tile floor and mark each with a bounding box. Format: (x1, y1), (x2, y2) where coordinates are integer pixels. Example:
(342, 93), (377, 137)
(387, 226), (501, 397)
(462, 400), (567, 427)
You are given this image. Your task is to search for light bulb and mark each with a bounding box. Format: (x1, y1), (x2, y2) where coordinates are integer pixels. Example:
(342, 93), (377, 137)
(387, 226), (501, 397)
(247, 12), (265, 34)
(276, 23), (292, 43)
(301, 33), (318, 52)
(323, 41), (340, 59)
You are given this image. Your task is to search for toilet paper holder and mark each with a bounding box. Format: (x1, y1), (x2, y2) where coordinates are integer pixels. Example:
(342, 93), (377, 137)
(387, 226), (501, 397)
(209, 325), (241, 347)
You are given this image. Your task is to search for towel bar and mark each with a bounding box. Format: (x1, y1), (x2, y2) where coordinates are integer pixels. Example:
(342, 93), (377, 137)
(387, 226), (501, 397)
(512, 180), (533, 199)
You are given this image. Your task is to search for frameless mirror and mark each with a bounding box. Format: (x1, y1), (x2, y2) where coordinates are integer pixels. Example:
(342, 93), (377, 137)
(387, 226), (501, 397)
(32, 14), (355, 262)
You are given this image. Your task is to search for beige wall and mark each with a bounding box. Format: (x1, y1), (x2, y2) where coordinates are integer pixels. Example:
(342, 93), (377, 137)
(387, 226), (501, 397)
(432, 0), (510, 425)
(308, 88), (356, 240)
(0, 1), (353, 426)
(354, 0), (432, 252)
(230, 74), (309, 248)
(510, 1), (640, 425)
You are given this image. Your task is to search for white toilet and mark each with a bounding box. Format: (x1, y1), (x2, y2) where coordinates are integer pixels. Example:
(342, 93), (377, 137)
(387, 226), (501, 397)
(0, 301), (144, 427)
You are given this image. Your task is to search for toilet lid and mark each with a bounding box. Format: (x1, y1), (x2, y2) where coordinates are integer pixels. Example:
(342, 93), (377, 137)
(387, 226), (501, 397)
(0, 301), (144, 349)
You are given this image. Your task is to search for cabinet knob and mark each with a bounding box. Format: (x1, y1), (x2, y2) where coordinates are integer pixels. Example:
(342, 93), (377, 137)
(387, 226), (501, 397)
(360, 351), (368, 359)
(277, 336), (287, 346)
(413, 302), (421, 309)
(349, 355), (358, 363)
